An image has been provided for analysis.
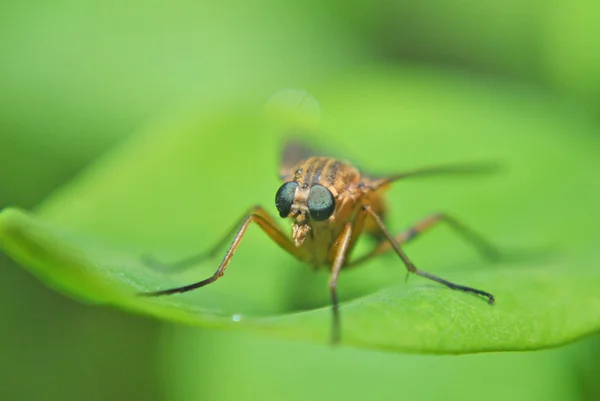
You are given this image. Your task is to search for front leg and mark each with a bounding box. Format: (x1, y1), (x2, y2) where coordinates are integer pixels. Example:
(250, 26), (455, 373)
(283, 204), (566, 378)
(328, 222), (354, 344)
(141, 206), (310, 296)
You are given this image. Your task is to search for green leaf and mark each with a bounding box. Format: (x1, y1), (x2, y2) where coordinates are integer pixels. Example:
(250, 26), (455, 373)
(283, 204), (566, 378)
(2, 69), (600, 354)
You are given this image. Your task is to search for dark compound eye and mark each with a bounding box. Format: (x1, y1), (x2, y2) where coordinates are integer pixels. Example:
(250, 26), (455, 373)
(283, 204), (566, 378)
(307, 185), (335, 221)
(275, 182), (298, 218)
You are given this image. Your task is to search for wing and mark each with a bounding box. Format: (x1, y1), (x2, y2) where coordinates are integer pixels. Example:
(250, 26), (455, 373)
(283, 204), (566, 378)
(280, 140), (315, 171)
(278, 137), (379, 182)
(279, 138), (320, 181)
(369, 162), (502, 189)
(278, 138), (499, 186)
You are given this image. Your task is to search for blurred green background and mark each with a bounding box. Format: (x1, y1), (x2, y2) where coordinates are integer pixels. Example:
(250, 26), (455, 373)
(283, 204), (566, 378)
(2, 1), (600, 400)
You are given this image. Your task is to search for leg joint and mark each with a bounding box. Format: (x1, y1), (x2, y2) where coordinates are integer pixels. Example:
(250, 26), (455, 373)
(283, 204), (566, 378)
(430, 212), (447, 221)
(249, 205), (263, 213)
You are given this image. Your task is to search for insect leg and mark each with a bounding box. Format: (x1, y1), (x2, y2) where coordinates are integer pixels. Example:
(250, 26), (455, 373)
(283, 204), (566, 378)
(143, 212), (252, 272)
(329, 222), (353, 345)
(362, 205), (495, 304)
(141, 206), (308, 296)
(348, 213), (500, 267)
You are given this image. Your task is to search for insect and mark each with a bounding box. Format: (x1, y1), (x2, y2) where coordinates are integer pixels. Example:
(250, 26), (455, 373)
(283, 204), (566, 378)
(142, 140), (499, 344)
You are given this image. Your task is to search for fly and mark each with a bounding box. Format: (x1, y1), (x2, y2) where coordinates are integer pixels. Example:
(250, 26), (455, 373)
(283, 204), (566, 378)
(142, 140), (499, 344)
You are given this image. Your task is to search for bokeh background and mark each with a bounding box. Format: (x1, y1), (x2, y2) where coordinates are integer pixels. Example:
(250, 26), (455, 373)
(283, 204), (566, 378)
(2, 1), (600, 400)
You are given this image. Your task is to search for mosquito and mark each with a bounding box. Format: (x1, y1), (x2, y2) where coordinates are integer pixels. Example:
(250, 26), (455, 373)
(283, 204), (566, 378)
(142, 140), (499, 344)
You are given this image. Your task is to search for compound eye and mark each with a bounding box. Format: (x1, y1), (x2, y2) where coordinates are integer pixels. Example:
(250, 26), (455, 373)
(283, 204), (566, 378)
(275, 182), (298, 218)
(307, 185), (335, 221)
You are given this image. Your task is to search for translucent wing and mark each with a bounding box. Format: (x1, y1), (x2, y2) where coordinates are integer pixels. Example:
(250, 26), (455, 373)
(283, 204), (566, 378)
(279, 139), (319, 180)
(370, 162), (502, 189)
(278, 138), (501, 186)
(278, 137), (376, 182)
(280, 140), (315, 170)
